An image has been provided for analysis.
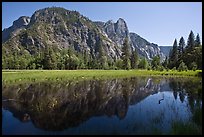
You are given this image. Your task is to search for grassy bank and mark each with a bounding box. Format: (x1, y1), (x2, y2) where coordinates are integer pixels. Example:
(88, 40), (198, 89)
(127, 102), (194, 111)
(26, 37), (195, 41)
(2, 69), (202, 85)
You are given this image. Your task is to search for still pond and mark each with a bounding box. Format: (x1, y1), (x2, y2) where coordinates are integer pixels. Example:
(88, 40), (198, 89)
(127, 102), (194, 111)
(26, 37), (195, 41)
(2, 76), (202, 135)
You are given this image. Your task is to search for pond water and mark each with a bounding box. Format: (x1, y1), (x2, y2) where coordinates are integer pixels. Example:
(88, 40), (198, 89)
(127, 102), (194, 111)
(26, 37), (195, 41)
(2, 76), (202, 135)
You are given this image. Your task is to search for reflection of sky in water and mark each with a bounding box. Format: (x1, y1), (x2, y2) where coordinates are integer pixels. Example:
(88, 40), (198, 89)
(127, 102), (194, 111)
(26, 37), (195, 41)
(55, 91), (192, 135)
(2, 77), (202, 135)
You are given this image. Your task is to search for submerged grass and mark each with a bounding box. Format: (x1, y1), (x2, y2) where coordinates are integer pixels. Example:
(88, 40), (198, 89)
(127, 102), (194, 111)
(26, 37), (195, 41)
(170, 121), (202, 135)
(2, 69), (202, 85)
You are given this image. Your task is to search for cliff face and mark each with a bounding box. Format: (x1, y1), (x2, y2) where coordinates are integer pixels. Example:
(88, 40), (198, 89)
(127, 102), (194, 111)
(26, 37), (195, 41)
(2, 16), (30, 43)
(129, 33), (165, 60)
(2, 7), (165, 60)
(95, 18), (129, 47)
(94, 20), (165, 60)
(159, 46), (172, 57)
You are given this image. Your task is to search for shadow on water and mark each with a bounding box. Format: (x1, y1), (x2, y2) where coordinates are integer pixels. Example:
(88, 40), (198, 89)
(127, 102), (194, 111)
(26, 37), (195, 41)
(2, 76), (202, 135)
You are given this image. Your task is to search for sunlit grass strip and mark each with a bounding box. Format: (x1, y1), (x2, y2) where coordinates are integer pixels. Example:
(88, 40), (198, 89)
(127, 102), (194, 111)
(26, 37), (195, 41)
(2, 69), (202, 85)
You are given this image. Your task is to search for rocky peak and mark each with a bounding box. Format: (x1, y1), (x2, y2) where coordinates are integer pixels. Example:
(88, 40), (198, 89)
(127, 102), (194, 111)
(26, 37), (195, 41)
(2, 16), (30, 42)
(104, 20), (115, 35)
(30, 7), (69, 25)
(115, 18), (129, 37)
(106, 20), (114, 24)
(96, 18), (129, 46)
(116, 18), (126, 26)
(13, 16), (30, 28)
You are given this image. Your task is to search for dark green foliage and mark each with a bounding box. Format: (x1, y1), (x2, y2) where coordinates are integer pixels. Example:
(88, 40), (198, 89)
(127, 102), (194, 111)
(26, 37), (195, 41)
(43, 46), (57, 70)
(171, 122), (201, 135)
(151, 55), (161, 70)
(192, 108), (202, 127)
(2, 47), (33, 69)
(189, 62), (197, 71)
(115, 59), (123, 69)
(194, 46), (202, 70)
(162, 56), (168, 69)
(158, 66), (164, 71)
(178, 37), (185, 56)
(172, 67), (176, 71)
(168, 39), (178, 69)
(167, 31), (202, 70)
(121, 38), (131, 70)
(177, 61), (188, 72)
(98, 40), (108, 69)
(183, 32), (202, 69)
(68, 54), (80, 70)
(63, 48), (81, 70)
(186, 30), (195, 50)
(83, 50), (88, 69)
(195, 33), (201, 47)
(130, 49), (139, 69)
(138, 57), (148, 69)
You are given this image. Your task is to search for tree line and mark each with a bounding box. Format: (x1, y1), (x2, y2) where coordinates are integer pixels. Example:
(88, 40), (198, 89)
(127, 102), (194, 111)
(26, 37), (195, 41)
(2, 30), (202, 71)
(2, 38), (142, 70)
(167, 30), (202, 71)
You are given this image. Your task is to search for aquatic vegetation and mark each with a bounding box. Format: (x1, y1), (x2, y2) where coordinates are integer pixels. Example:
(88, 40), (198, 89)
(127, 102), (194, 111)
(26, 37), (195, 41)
(171, 121), (201, 135)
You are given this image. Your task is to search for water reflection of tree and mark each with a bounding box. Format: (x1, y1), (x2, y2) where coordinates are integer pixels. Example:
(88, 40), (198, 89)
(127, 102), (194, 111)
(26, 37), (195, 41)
(117, 78), (130, 120)
(169, 78), (202, 128)
(2, 78), (150, 131)
(3, 77), (201, 131)
(173, 91), (178, 100)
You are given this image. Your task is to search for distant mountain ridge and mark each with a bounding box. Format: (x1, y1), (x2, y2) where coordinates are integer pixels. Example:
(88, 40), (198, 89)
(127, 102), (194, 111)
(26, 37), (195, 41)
(159, 46), (172, 57)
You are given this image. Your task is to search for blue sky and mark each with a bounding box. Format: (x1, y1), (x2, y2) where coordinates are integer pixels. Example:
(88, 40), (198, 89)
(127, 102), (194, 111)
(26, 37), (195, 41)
(2, 2), (202, 46)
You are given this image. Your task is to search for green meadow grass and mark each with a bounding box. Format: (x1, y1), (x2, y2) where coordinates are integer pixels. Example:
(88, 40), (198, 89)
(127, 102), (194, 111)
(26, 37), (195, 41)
(2, 69), (202, 85)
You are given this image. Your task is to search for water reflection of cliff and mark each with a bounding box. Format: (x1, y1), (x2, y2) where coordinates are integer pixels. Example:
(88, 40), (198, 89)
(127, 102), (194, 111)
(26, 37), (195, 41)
(2, 77), (201, 131)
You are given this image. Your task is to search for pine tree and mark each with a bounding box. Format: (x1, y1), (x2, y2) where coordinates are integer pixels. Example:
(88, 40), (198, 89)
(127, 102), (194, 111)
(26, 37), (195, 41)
(168, 39), (178, 69)
(43, 46), (50, 69)
(195, 33), (201, 47)
(138, 57), (148, 69)
(98, 40), (107, 69)
(189, 62), (197, 71)
(89, 48), (95, 69)
(196, 45), (202, 70)
(13, 51), (20, 69)
(130, 49), (139, 69)
(43, 46), (57, 70)
(121, 38), (131, 70)
(178, 37), (185, 54)
(151, 55), (160, 70)
(83, 50), (88, 69)
(186, 30), (195, 50)
(162, 56), (168, 69)
(177, 37), (185, 66)
(183, 31), (200, 69)
(49, 47), (57, 69)
(178, 61), (188, 71)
